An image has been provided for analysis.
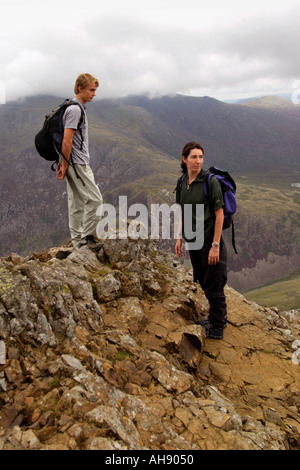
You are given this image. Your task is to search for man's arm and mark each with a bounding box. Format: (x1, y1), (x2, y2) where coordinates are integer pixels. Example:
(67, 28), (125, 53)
(56, 128), (76, 180)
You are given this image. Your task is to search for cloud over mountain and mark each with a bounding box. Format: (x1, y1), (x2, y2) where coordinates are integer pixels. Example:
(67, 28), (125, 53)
(1, 1), (299, 102)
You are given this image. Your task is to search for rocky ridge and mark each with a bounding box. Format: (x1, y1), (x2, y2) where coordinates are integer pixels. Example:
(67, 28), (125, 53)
(0, 238), (299, 450)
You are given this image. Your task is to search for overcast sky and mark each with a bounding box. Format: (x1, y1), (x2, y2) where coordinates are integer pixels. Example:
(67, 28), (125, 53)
(1, 0), (300, 102)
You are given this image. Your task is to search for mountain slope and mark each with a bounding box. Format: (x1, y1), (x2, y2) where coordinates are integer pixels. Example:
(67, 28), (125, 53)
(0, 239), (299, 450)
(0, 94), (300, 294)
(119, 94), (300, 172)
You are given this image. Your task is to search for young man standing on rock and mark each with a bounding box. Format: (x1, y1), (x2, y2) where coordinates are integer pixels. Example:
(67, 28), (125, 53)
(56, 73), (103, 251)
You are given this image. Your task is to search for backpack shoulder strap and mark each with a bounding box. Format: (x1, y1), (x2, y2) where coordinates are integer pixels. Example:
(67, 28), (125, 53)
(174, 174), (185, 194)
(203, 170), (213, 199)
(63, 100), (85, 150)
(75, 104), (85, 150)
(72, 101), (85, 125)
(65, 100), (85, 126)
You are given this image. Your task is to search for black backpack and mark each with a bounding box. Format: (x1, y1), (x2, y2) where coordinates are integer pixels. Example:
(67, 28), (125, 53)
(34, 99), (85, 183)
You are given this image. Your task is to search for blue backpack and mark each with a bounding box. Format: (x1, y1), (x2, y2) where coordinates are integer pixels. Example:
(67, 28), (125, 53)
(204, 167), (237, 253)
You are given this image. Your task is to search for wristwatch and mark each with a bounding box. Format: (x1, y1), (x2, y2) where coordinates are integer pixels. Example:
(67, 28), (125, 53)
(212, 242), (220, 248)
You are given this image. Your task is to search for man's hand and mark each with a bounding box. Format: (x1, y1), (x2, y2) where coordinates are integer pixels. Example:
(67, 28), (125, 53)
(56, 162), (68, 180)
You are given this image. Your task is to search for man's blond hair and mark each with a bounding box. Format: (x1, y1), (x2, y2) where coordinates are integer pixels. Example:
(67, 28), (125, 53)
(74, 73), (99, 94)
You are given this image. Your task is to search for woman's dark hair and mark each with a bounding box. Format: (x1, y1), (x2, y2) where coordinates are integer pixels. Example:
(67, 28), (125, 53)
(180, 141), (204, 173)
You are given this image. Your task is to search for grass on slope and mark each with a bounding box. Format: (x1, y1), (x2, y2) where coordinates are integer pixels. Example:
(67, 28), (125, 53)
(235, 174), (300, 219)
(244, 271), (300, 312)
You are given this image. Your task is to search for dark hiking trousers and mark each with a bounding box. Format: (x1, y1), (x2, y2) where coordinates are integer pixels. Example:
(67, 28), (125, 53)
(188, 239), (227, 330)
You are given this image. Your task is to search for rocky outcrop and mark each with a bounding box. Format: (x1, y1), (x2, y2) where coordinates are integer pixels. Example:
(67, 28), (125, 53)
(0, 238), (299, 450)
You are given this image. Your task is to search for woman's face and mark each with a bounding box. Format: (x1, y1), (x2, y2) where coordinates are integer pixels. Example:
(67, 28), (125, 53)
(182, 148), (204, 175)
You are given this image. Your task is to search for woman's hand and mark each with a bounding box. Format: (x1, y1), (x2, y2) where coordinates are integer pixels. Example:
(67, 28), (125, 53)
(175, 239), (183, 257)
(208, 246), (220, 265)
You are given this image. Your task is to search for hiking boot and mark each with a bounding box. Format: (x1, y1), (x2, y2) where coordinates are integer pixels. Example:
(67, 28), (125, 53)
(197, 318), (210, 328)
(197, 318), (227, 329)
(85, 235), (104, 252)
(205, 326), (224, 340)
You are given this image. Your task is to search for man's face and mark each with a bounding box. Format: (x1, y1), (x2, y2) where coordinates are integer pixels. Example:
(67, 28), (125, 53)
(78, 82), (98, 103)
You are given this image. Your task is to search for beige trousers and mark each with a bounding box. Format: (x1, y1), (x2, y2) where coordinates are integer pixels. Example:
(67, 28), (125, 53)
(66, 164), (103, 247)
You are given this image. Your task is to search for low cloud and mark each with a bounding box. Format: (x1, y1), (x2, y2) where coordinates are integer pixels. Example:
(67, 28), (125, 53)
(2, 4), (300, 102)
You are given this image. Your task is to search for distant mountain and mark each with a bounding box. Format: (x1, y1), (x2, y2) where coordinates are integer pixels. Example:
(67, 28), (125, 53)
(241, 95), (295, 108)
(117, 94), (300, 173)
(0, 93), (299, 293)
(228, 93), (294, 105)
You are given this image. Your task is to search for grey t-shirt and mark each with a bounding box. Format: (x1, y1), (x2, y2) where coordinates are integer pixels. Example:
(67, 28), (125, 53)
(63, 97), (90, 165)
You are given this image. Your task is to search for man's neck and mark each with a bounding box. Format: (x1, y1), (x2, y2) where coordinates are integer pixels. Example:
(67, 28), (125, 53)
(75, 94), (86, 105)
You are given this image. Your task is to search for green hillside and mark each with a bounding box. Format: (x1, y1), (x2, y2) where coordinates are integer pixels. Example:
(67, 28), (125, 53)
(244, 271), (300, 312)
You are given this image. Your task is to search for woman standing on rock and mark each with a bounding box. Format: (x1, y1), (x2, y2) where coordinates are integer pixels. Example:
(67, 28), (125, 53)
(175, 142), (227, 340)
